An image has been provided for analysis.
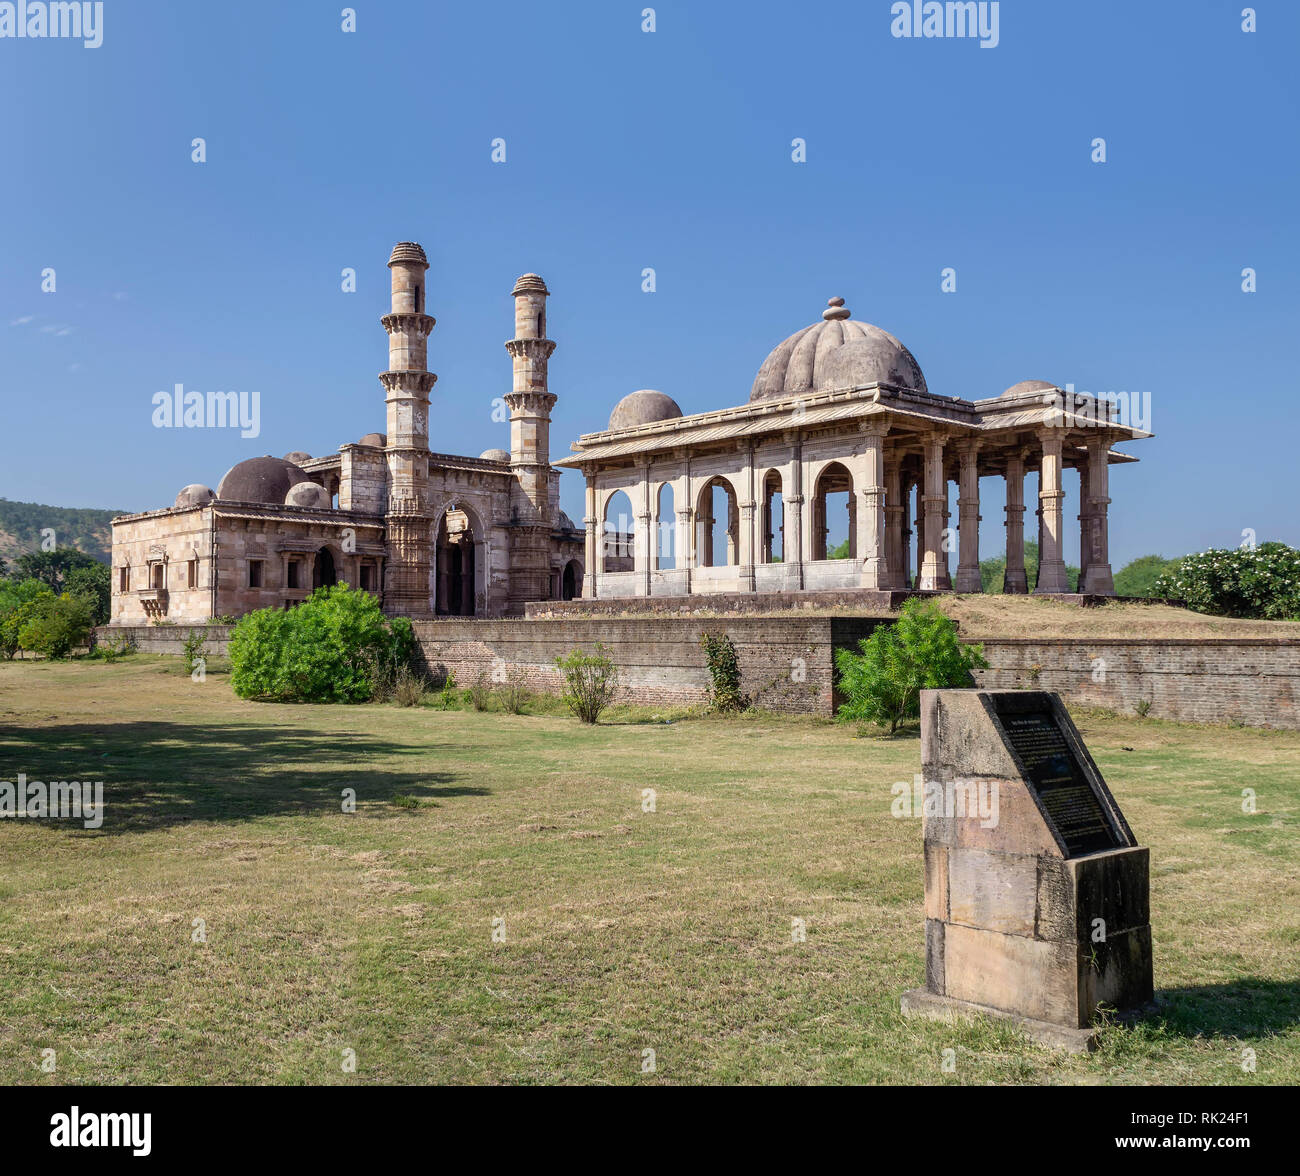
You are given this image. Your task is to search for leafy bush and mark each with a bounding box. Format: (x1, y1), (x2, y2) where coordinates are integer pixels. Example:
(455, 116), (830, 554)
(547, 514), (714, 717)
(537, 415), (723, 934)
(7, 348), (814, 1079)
(17, 592), (96, 659)
(699, 631), (747, 712)
(64, 561), (111, 626)
(834, 599), (987, 734)
(228, 584), (414, 702)
(1154, 542), (1300, 620)
(0, 579), (55, 659)
(555, 643), (620, 724)
(182, 629), (208, 675)
(90, 632), (136, 662)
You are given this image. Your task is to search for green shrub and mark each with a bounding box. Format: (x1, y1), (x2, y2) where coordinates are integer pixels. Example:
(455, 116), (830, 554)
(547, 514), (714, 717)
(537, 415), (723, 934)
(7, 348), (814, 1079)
(834, 599), (987, 734)
(228, 584), (414, 702)
(555, 643), (620, 724)
(1112, 554), (1182, 599)
(17, 592), (96, 660)
(64, 562), (111, 626)
(699, 630), (747, 712)
(91, 632), (136, 662)
(1154, 542), (1300, 620)
(0, 579), (55, 660)
(182, 629), (208, 675)
(468, 671), (492, 712)
(499, 666), (530, 715)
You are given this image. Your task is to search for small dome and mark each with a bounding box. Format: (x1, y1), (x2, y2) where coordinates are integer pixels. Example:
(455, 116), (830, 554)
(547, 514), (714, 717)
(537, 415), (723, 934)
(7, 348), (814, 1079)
(388, 241), (428, 267)
(283, 450), (312, 464)
(557, 510), (577, 531)
(357, 432), (387, 447)
(512, 273), (549, 296)
(284, 482), (333, 509)
(217, 456), (310, 505)
(751, 298), (927, 402)
(479, 448), (511, 463)
(609, 389), (684, 430)
(174, 483), (216, 508)
(1001, 379), (1059, 398)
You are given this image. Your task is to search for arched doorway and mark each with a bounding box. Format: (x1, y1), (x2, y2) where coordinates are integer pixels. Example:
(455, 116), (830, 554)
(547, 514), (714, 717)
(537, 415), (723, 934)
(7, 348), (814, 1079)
(313, 547), (337, 589)
(562, 559), (581, 600)
(602, 490), (635, 573)
(813, 462), (854, 560)
(435, 506), (477, 616)
(761, 470), (784, 563)
(696, 477), (738, 567)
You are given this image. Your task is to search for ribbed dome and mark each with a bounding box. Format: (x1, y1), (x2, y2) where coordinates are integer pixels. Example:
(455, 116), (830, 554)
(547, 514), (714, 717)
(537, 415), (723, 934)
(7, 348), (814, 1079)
(750, 298), (927, 402)
(217, 456), (309, 504)
(1001, 379), (1058, 398)
(512, 273), (549, 296)
(609, 390), (683, 430)
(388, 241), (427, 267)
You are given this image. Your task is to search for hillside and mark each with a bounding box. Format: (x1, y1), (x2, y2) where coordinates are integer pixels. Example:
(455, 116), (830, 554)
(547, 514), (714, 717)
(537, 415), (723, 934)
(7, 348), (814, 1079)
(0, 497), (126, 566)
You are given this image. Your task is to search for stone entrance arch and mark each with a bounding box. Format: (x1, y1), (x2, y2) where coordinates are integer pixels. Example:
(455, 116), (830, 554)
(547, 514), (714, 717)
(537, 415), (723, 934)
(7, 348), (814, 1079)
(433, 500), (488, 616)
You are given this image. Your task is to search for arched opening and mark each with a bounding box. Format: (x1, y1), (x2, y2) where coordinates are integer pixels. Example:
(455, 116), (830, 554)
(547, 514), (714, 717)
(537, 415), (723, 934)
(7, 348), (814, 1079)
(813, 462), (854, 561)
(696, 477), (738, 568)
(761, 470), (784, 563)
(562, 559), (581, 600)
(655, 482), (676, 570)
(602, 490), (635, 573)
(435, 507), (478, 616)
(313, 547), (337, 589)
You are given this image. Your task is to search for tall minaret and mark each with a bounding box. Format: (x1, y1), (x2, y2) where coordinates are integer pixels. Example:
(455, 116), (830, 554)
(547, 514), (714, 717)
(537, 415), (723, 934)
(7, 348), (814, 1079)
(504, 273), (557, 611)
(381, 242), (436, 616)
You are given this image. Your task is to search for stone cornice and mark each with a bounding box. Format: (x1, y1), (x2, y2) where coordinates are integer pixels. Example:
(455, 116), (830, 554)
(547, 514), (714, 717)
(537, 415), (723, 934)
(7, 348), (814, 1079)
(379, 370), (437, 394)
(505, 338), (556, 361)
(381, 312), (435, 335)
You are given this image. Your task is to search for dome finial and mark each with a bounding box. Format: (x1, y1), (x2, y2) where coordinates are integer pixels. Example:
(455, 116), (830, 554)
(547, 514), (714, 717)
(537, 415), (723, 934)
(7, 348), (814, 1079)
(823, 296), (850, 321)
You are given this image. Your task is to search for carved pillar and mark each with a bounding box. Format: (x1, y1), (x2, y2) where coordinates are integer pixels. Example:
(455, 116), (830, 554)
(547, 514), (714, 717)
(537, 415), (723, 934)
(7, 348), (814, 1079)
(1034, 429), (1070, 593)
(919, 435), (948, 591)
(787, 432), (804, 589)
(954, 438), (983, 593)
(1081, 435), (1116, 595)
(858, 422), (889, 589)
(885, 457), (904, 591)
(582, 470), (598, 599)
(635, 461), (652, 597)
(1003, 450), (1028, 594)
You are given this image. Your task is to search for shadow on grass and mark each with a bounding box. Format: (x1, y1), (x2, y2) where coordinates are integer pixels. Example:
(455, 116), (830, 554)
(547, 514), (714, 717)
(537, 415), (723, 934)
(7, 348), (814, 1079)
(0, 720), (485, 836)
(1151, 979), (1300, 1038)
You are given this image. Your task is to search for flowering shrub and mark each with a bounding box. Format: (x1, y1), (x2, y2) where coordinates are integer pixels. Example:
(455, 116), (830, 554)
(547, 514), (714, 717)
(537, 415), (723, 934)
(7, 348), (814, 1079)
(1154, 542), (1300, 620)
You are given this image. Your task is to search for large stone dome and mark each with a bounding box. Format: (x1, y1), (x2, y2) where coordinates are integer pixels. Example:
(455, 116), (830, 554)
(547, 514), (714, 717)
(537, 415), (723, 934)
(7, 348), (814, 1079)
(174, 483), (216, 508)
(750, 298), (927, 402)
(609, 389), (683, 430)
(1001, 379), (1058, 398)
(217, 456), (309, 504)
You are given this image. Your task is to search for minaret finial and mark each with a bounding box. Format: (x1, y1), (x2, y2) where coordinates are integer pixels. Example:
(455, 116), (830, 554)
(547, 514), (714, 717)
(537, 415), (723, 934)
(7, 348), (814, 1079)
(823, 296), (850, 322)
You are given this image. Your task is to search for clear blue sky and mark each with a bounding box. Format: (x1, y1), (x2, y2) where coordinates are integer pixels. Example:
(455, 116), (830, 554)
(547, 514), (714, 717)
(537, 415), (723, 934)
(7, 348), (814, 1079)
(2, 0), (1296, 568)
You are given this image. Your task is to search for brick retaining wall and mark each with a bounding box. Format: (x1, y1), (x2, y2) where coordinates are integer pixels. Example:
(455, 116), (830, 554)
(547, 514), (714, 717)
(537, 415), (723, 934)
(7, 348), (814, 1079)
(95, 622), (1300, 727)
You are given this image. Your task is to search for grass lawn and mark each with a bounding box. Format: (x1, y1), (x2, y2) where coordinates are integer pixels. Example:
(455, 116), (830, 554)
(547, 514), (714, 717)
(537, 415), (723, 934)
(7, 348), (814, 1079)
(1, 656), (1297, 1085)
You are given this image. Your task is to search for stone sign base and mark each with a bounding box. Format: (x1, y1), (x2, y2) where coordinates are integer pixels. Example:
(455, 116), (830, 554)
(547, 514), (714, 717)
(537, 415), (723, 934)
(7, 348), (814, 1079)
(900, 987), (1102, 1053)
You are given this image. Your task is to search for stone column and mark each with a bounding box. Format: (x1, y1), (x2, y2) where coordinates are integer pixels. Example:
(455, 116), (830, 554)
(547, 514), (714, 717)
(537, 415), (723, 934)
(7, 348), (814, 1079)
(1003, 450), (1028, 594)
(677, 452), (692, 594)
(581, 470), (598, 599)
(885, 457), (904, 590)
(954, 439), (983, 593)
(858, 422), (889, 589)
(919, 435), (948, 591)
(739, 446), (757, 590)
(900, 472), (914, 590)
(1081, 435), (1116, 594)
(634, 462), (652, 597)
(1075, 464), (1092, 591)
(786, 432), (804, 589)
(1034, 429), (1070, 593)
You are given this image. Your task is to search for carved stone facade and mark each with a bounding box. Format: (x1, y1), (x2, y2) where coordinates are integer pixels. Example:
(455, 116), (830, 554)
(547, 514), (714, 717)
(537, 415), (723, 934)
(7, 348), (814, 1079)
(110, 243), (584, 624)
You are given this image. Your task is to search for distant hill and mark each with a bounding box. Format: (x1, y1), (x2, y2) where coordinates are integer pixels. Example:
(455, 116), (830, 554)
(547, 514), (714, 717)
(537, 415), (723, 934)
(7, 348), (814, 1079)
(0, 497), (126, 566)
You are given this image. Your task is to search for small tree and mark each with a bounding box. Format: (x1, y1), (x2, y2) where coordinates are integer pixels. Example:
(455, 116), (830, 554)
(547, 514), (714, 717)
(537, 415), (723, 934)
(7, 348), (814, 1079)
(65, 562), (112, 626)
(555, 643), (620, 724)
(834, 599), (987, 734)
(0, 579), (55, 660)
(17, 592), (96, 659)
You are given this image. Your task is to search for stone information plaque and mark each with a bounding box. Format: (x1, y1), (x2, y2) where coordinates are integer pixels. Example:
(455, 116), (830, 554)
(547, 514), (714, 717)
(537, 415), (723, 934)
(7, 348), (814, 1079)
(999, 708), (1122, 857)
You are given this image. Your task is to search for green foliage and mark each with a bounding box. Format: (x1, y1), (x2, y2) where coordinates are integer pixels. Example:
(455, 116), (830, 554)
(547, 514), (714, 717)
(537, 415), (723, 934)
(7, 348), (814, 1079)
(0, 579), (55, 660)
(499, 666), (530, 715)
(65, 561), (112, 626)
(1154, 542), (1300, 620)
(834, 599), (988, 734)
(976, 541), (1079, 593)
(699, 630), (747, 712)
(16, 592), (96, 659)
(0, 498), (121, 565)
(182, 629), (208, 674)
(555, 643), (620, 724)
(1112, 554), (1182, 599)
(827, 538), (851, 561)
(228, 584), (415, 702)
(12, 546), (105, 591)
(90, 632), (136, 662)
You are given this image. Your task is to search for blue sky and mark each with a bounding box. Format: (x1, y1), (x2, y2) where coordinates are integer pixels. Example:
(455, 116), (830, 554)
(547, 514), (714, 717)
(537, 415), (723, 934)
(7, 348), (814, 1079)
(2, 0), (1296, 568)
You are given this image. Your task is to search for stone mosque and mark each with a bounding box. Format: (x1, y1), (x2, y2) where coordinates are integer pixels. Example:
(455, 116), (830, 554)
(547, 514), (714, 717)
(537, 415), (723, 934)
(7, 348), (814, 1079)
(110, 241), (1149, 624)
